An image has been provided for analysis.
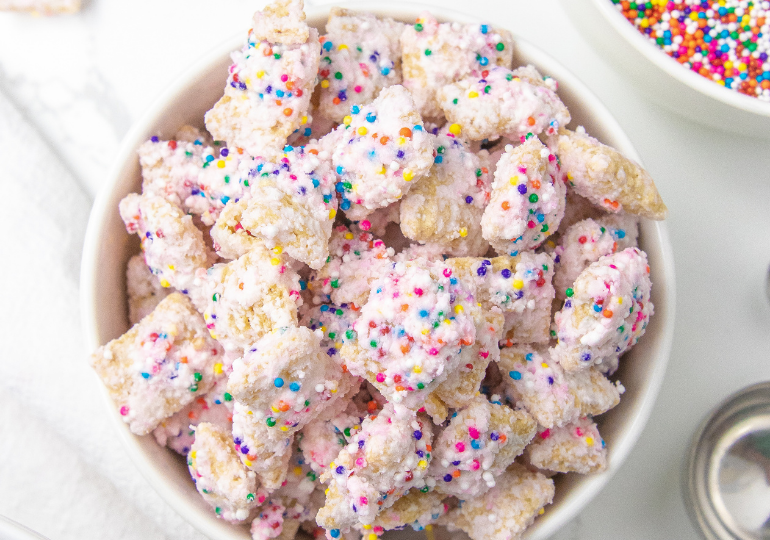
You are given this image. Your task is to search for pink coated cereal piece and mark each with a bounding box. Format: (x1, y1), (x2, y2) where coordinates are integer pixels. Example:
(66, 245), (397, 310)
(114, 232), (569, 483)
(202, 246), (302, 352)
(437, 66), (570, 141)
(555, 127), (668, 220)
(399, 126), (492, 257)
(308, 224), (394, 308)
(327, 85), (434, 220)
(551, 247), (653, 372)
(90, 293), (225, 435)
(526, 417), (608, 474)
(251, 501), (300, 540)
(440, 463), (554, 540)
(211, 145), (338, 269)
(205, 0), (320, 156)
(316, 404), (433, 530)
(119, 193), (213, 309)
(187, 422), (263, 523)
(317, 9), (405, 123)
(400, 13), (514, 119)
(339, 259), (477, 409)
(228, 326), (355, 444)
(553, 215), (639, 300)
(481, 138), (566, 255)
(371, 490), (448, 532)
(126, 254), (172, 324)
(430, 397), (535, 498)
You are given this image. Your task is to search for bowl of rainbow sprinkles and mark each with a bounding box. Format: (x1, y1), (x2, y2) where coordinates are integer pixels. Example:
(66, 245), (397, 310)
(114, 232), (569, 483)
(81, 1), (675, 539)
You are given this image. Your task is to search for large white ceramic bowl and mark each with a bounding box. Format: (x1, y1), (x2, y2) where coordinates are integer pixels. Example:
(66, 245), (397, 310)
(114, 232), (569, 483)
(561, 0), (770, 138)
(81, 3), (676, 539)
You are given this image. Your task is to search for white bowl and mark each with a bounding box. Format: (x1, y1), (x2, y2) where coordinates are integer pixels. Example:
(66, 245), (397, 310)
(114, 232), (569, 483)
(0, 516), (49, 540)
(80, 3), (676, 539)
(560, 0), (770, 138)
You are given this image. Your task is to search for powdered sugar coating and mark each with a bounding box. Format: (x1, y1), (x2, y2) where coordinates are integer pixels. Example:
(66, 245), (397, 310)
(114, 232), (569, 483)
(430, 397), (536, 498)
(317, 9), (405, 123)
(527, 417), (607, 474)
(555, 127), (668, 220)
(339, 259), (477, 409)
(438, 66), (569, 142)
(400, 13), (514, 119)
(371, 490), (448, 532)
(91, 293), (225, 435)
(127, 254), (172, 324)
(481, 138), (566, 255)
(327, 85), (434, 220)
(441, 463), (554, 540)
(316, 404), (433, 530)
(300, 302), (361, 369)
(553, 215), (639, 300)
(205, 0), (320, 156)
(399, 126), (491, 256)
(308, 224), (394, 308)
(211, 144), (338, 269)
(202, 247), (302, 352)
(551, 247), (653, 372)
(188, 422), (263, 523)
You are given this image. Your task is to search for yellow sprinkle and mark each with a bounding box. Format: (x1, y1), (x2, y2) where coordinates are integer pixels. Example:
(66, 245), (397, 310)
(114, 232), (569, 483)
(167, 264), (175, 270)
(335, 342), (342, 349)
(271, 257), (280, 266)
(422, 328), (430, 335)
(378, 165), (387, 175)
(354, 425), (360, 430)
(256, 70), (265, 78)
(160, 278), (171, 288)
(368, 534), (377, 540)
(444, 319), (451, 325)
(217, 160), (225, 168)
(398, 136), (406, 145)
(418, 460), (428, 468)
(509, 175), (519, 185)
(448, 123), (461, 135)
(330, 462), (335, 469)
(245, 459), (252, 467)
(343, 115), (352, 125)
(617, 297), (623, 304)
(358, 126), (368, 136)
(339, 44), (348, 50)
(210, 333), (218, 340)
(280, 426), (288, 432)
(329, 208), (337, 219)
(325, 488), (330, 495)
(459, 227), (468, 237)
(512, 279), (524, 290)
(413, 365), (422, 374)
(344, 232), (354, 240)
(363, 525), (372, 530)
(468, 91), (479, 98)
(320, 325), (327, 333)
(294, 466), (302, 476)
(301, 115), (308, 125)
(271, 405), (279, 413)
(541, 363), (549, 369)
(454, 305), (464, 314)
(539, 508), (545, 515)
(321, 79), (330, 88)
(245, 78), (251, 86)
(246, 410), (252, 415)
(272, 246), (283, 255)
(586, 436), (594, 446)
(331, 388), (337, 393)
(190, 450), (197, 459)
(566, 172), (574, 180)
(403, 169), (415, 181)
(213, 363), (223, 375)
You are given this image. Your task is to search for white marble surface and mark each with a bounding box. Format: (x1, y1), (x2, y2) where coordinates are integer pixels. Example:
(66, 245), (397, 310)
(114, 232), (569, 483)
(0, 0), (769, 539)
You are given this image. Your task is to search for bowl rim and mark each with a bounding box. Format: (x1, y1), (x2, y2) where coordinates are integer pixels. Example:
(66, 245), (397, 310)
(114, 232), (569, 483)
(587, 0), (770, 117)
(80, 2), (676, 539)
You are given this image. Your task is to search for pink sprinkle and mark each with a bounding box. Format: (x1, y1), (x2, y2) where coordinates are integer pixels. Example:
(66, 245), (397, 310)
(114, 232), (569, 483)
(360, 497), (368, 505)
(119, 406), (129, 416)
(443, 268), (452, 277)
(289, 174), (297, 181)
(414, 288), (424, 296)
(609, 264), (618, 269)
(429, 348), (439, 356)
(360, 220), (371, 231)
(456, 442), (466, 452)
(376, 373), (385, 383)
(540, 429), (551, 439)
(373, 240), (384, 247)
(354, 85), (362, 93)
(471, 459), (480, 470)
(356, 457), (365, 467)
(548, 154), (555, 162)
(575, 428), (583, 437)
(280, 74), (288, 82)
(418, 407), (426, 413)
(468, 427), (480, 439)
(258, 495), (266, 504)
(518, 166), (528, 174)
(479, 350), (489, 359)
(527, 221), (536, 229)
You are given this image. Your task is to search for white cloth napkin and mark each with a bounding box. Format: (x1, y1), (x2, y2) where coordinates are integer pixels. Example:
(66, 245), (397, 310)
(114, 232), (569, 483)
(0, 90), (208, 540)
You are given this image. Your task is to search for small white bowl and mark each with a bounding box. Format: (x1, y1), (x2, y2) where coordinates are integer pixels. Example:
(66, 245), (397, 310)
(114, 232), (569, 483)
(561, 0), (770, 138)
(80, 3), (676, 539)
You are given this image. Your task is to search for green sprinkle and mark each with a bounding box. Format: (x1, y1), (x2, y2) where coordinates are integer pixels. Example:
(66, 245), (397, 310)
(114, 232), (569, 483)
(415, 23), (423, 31)
(345, 330), (356, 340)
(328, 332), (337, 339)
(417, 382), (424, 389)
(224, 392), (232, 402)
(496, 43), (505, 51)
(334, 72), (343, 80)
(344, 427), (351, 437)
(331, 279), (339, 288)
(424, 49), (432, 56)
(224, 175), (230, 184)
(541, 224), (549, 233)
(274, 53), (281, 59)
(452, 98), (458, 104)
(193, 372), (203, 382)
(246, 493), (255, 502)
(565, 288), (574, 297)
(529, 194), (539, 203)
(190, 384), (198, 392)
(266, 417), (276, 427)
(370, 340), (378, 348)
(215, 507), (221, 515)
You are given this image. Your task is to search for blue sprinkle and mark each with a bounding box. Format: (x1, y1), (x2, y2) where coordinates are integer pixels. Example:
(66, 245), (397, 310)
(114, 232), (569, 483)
(509, 370), (522, 380)
(141, 372), (150, 379)
(593, 304), (602, 312)
(323, 42), (333, 51)
(479, 56), (489, 66)
(151, 136), (159, 143)
(290, 382), (301, 392)
(471, 440), (481, 450)
(274, 378), (284, 388)
(330, 530), (340, 538)
(351, 105), (360, 114)
(381, 66), (391, 76)
(525, 353), (533, 362)
(335, 182), (345, 193)
(336, 166), (345, 175)
(616, 229), (626, 239)
(366, 113), (376, 122)
(312, 179), (320, 188)
(465, 195), (473, 204)
(299, 280), (307, 290)
(581, 352), (592, 362)
(419, 309), (429, 318)
(434, 155), (443, 164)
(501, 269), (512, 278)
(480, 24), (488, 34)
(220, 195), (230, 205)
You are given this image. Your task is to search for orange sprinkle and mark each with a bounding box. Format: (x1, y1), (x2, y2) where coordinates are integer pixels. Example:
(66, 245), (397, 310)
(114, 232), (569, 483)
(530, 179), (541, 189)
(285, 81), (294, 90)
(283, 108), (293, 116)
(501, 201), (510, 210)
(452, 470), (461, 478)
(527, 116), (536, 126)
(401, 304), (409, 311)
(602, 309), (614, 319)
(380, 136), (389, 145)
(180, 356), (188, 364)
(400, 344), (410, 354)
(399, 127), (412, 138)
(332, 97), (341, 105)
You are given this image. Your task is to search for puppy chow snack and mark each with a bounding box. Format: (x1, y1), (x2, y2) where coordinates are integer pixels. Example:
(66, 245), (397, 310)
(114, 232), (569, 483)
(202, 246), (303, 351)
(0, 0), (79, 14)
(400, 13), (514, 118)
(316, 404), (433, 531)
(300, 302), (361, 371)
(205, 0), (320, 156)
(371, 490), (448, 532)
(339, 259), (477, 409)
(554, 127), (668, 220)
(327, 85), (434, 220)
(527, 416), (607, 474)
(437, 66), (570, 141)
(127, 254), (172, 324)
(551, 247), (653, 372)
(251, 501), (301, 540)
(211, 144), (338, 269)
(308, 223), (394, 308)
(441, 463), (554, 540)
(430, 397), (536, 498)
(187, 422), (264, 522)
(553, 214), (639, 300)
(318, 8), (405, 123)
(399, 125), (492, 257)
(481, 138), (566, 255)
(91, 293), (225, 435)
